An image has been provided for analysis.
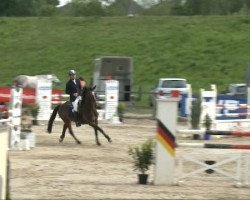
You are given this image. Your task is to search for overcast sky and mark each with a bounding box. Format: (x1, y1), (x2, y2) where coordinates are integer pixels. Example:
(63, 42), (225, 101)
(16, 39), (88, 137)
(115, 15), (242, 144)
(58, 0), (160, 7)
(58, 0), (71, 7)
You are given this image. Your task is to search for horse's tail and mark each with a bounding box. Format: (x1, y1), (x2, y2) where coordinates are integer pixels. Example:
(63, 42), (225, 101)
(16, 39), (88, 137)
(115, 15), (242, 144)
(47, 104), (60, 133)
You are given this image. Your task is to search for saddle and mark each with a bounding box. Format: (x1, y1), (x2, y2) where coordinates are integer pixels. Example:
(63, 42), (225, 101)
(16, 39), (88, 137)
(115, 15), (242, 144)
(64, 101), (74, 120)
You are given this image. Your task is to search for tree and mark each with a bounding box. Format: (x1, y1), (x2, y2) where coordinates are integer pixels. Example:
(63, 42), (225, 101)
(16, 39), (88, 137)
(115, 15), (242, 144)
(33, 0), (59, 16)
(184, 0), (202, 15)
(0, 0), (59, 16)
(69, 0), (105, 16)
(181, 0), (246, 16)
(138, 0), (159, 8)
(0, 0), (16, 16)
(142, 0), (172, 16)
(169, 0), (186, 16)
(106, 0), (142, 16)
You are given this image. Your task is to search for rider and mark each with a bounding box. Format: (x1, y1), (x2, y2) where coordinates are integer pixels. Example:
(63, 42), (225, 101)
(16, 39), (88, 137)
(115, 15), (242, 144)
(65, 70), (81, 127)
(79, 77), (87, 92)
(77, 77), (87, 105)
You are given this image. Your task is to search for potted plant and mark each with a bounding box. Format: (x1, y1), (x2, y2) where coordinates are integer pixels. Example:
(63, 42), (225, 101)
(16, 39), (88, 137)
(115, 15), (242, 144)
(20, 103), (37, 148)
(117, 102), (126, 122)
(21, 107), (32, 133)
(128, 139), (154, 184)
(30, 103), (39, 125)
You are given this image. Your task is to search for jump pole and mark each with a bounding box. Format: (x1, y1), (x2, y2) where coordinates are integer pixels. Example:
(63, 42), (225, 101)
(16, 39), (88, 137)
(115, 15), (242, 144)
(178, 129), (250, 137)
(154, 96), (179, 185)
(177, 143), (250, 149)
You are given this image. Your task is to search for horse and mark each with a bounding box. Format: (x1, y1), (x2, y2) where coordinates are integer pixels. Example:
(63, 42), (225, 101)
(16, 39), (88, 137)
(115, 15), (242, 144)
(47, 85), (112, 146)
(14, 74), (61, 88)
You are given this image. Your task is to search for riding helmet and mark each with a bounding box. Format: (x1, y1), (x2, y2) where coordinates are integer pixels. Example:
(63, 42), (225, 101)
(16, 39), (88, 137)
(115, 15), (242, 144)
(69, 70), (76, 75)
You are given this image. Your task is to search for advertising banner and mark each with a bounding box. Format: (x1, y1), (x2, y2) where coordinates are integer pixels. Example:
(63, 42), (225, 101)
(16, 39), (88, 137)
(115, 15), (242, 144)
(105, 80), (119, 120)
(36, 80), (52, 121)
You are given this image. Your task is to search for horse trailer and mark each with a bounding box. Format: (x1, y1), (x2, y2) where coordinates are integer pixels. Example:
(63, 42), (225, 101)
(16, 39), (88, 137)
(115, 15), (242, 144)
(93, 56), (133, 101)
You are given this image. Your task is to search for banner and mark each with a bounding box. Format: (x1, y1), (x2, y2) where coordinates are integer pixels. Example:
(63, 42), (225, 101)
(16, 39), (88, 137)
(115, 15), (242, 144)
(105, 80), (119, 120)
(36, 80), (52, 121)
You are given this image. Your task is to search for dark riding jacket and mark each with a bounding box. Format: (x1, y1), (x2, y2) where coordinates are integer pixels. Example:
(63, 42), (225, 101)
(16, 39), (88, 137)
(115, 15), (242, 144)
(65, 79), (81, 102)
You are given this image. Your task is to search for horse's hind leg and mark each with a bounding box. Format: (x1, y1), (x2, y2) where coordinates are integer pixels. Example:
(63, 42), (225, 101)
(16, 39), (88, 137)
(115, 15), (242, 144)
(93, 127), (101, 146)
(68, 123), (81, 144)
(59, 124), (67, 143)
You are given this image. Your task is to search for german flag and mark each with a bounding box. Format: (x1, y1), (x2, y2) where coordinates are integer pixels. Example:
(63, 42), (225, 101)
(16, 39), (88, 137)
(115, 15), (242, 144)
(156, 119), (176, 157)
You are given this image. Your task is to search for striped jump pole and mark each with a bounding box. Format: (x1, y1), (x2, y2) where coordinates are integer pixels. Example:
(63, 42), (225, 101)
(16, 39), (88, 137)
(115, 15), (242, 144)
(216, 113), (250, 118)
(206, 130), (250, 137)
(155, 96), (179, 185)
(177, 143), (250, 149)
(216, 104), (250, 109)
(178, 129), (250, 137)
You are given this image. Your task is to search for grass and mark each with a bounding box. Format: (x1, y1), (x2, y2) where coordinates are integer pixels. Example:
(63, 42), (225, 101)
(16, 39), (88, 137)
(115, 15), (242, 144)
(0, 15), (250, 96)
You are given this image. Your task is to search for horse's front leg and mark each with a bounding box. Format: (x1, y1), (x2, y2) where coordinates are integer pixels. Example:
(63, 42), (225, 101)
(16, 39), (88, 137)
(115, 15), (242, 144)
(90, 124), (111, 145)
(96, 125), (112, 143)
(68, 123), (81, 144)
(59, 124), (67, 143)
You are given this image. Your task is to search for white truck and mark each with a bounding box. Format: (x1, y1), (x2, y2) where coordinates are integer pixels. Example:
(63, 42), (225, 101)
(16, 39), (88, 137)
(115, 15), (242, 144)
(149, 78), (188, 107)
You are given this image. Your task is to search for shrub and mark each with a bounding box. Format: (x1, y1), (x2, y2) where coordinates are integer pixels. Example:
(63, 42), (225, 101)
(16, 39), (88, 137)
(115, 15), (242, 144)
(128, 139), (154, 174)
(30, 103), (40, 119)
(191, 97), (201, 129)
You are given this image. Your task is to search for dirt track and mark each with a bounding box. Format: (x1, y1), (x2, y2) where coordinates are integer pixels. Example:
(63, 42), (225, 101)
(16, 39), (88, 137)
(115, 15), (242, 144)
(9, 119), (250, 200)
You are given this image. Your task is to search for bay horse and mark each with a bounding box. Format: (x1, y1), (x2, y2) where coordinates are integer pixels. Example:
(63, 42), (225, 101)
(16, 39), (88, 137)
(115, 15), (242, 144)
(14, 74), (60, 88)
(47, 86), (112, 146)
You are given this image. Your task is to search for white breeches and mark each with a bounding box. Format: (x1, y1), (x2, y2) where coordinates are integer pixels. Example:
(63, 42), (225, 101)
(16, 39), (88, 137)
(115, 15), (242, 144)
(72, 96), (82, 112)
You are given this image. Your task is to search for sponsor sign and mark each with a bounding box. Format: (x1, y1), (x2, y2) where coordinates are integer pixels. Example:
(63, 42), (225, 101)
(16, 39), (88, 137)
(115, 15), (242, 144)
(36, 80), (52, 121)
(105, 80), (119, 120)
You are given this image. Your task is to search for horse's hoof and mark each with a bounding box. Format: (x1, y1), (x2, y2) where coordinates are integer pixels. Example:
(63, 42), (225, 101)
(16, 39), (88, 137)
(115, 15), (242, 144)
(59, 138), (63, 143)
(97, 142), (101, 146)
(108, 138), (112, 143)
(77, 141), (81, 144)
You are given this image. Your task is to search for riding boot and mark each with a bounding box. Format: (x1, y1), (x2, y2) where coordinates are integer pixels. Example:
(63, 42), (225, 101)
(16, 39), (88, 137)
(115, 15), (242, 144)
(74, 112), (81, 127)
(76, 112), (81, 127)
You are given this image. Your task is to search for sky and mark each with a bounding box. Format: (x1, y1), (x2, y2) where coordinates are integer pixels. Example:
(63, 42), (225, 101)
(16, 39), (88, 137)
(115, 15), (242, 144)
(58, 0), (71, 7)
(58, 0), (160, 7)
